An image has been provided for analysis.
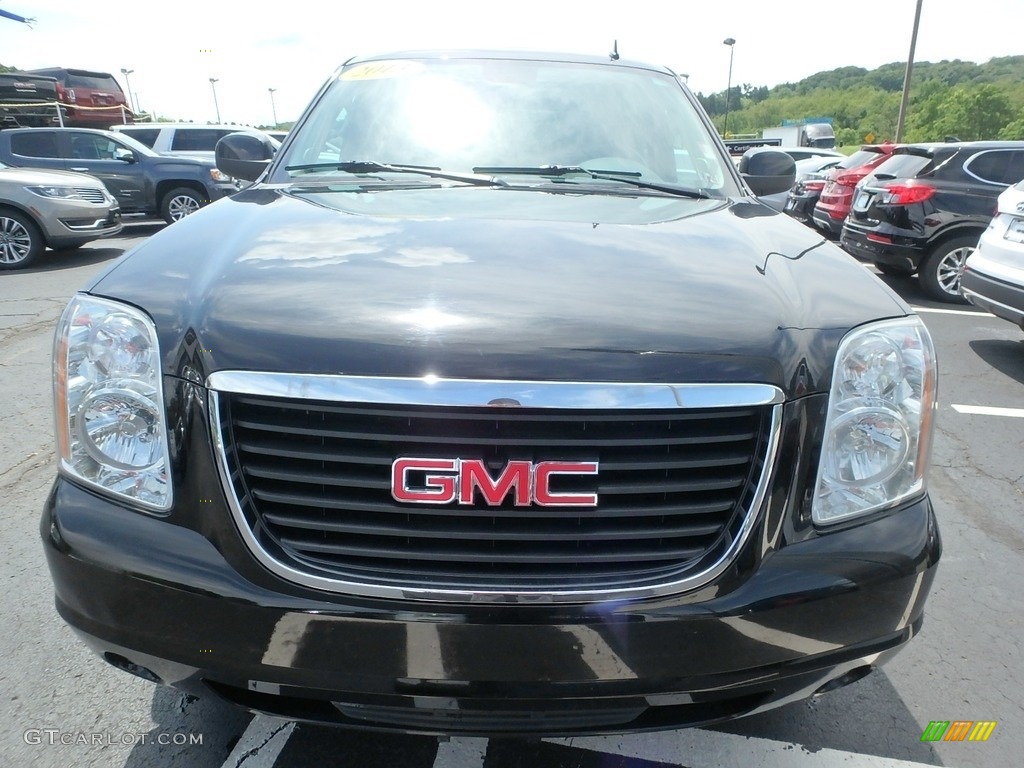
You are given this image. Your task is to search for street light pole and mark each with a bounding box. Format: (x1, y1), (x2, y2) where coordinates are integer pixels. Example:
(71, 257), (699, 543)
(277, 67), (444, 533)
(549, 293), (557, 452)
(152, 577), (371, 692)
(268, 88), (278, 127)
(209, 78), (221, 123)
(723, 38), (736, 137)
(120, 68), (136, 114)
(895, 0), (924, 142)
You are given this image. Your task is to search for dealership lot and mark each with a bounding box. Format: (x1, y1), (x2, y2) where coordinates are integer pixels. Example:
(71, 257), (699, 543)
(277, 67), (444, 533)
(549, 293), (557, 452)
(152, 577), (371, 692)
(1, 223), (1021, 768)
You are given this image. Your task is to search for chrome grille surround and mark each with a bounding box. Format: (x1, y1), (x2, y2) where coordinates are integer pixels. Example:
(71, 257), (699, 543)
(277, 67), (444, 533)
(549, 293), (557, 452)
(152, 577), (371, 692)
(208, 372), (784, 603)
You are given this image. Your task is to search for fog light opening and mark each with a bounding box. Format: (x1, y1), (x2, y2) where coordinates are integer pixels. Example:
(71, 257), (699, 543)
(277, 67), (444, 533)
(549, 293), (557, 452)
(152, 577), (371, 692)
(103, 652), (163, 684)
(813, 665), (873, 697)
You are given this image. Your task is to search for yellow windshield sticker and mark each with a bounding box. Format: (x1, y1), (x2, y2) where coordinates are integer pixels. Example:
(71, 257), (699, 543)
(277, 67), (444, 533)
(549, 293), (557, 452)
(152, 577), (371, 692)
(339, 61), (424, 81)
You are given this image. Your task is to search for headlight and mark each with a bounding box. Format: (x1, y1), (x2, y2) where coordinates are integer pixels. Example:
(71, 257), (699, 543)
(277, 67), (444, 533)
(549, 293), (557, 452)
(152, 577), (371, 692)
(26, 185), (88, 200)
(209, 168), (231, 182)
(53, 294), (171, 511)
(812, 317), (937, 525)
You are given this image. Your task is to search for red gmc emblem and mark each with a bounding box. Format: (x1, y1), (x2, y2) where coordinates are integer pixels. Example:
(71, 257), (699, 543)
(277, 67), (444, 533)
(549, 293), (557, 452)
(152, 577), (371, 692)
(391, 458), (599, 507)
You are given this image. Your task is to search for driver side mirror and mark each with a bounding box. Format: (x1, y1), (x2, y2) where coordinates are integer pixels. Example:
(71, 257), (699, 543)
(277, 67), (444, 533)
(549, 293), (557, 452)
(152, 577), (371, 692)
(114, 147), (136, 164)
(739, 148), (796, 197)
(216, 133), (275, 183)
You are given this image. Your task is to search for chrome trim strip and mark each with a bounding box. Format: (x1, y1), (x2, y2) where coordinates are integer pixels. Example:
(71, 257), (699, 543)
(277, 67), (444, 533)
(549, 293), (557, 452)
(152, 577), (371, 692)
(206, 371), (785, 410)
(209, 375), (785, 603)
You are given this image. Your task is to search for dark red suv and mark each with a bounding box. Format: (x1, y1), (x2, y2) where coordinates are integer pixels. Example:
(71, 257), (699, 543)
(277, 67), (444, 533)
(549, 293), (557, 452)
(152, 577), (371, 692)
(812, 143), (897, 237)
(25, 68), (133, 128)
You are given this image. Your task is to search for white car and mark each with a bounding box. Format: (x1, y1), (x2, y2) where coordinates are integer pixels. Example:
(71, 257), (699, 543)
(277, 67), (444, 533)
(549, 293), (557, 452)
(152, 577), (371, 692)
(109, 123), (279, 161)
(961, 178), (1024, 332)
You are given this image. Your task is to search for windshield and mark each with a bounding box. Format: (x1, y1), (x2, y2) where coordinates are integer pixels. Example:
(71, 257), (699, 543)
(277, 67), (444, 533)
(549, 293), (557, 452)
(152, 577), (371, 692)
(276, 57), (738, 195)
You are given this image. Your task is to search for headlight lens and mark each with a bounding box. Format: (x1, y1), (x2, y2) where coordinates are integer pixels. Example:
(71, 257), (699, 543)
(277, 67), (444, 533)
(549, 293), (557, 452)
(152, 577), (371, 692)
(209, 168), (231, 182)
(26, 185), (87, 200)
(812, 317), (936, 524)
(53, 295), (171, 511)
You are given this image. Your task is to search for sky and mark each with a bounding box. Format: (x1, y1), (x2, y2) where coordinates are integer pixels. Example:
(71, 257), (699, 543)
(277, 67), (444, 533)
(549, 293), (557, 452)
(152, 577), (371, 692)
(1, 0), (1021, 127)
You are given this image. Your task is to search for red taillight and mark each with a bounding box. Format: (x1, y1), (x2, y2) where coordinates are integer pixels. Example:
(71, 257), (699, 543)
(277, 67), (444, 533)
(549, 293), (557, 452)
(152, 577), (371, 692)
(867, 233), (894, 244)
(835, 171), (865, 188)
(882, 183), (935, 205)
(803, 180), (826, 192)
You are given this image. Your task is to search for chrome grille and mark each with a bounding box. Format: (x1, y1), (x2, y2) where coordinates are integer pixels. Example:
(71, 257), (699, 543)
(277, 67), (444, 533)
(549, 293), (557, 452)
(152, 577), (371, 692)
(72, 187), (108, 204)
(210, 375), (781, 602)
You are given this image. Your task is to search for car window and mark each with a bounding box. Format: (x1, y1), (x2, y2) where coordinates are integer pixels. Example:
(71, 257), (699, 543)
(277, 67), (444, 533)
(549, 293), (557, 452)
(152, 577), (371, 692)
(280, 58), (737, 193)
(868, 152), (932, 182)
(170, 129), (234, 152)
(69, 133), (124, 160)
(10, 131), (59, 158)
(119, 128), (161, 148)
(837, 149), (880, 170)
(67, 73), (122, 92)
(964, 150), (1019, 185)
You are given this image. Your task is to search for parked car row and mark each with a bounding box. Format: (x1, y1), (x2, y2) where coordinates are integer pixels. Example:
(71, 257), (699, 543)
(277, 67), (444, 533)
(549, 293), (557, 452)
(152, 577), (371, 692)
(0, 122), (286, 269)
(782, 140), (1024, 304)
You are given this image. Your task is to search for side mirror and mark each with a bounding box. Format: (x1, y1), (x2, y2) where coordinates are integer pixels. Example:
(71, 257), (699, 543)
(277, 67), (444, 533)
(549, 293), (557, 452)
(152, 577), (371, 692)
(114, 148), (136, 164)
(216, 133), (275, 182)
(739, 148), (796, 197)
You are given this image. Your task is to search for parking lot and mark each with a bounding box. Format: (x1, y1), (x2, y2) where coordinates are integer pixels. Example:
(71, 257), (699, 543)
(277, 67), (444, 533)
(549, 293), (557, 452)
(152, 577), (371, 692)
(1, 221), (1022, 768)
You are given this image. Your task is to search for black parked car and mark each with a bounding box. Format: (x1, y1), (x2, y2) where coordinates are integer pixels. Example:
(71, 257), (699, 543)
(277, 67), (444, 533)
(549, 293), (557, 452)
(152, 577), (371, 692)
(0, 128), (241, 223)
(841, 141), (1024, 302)
(42, 50), (940, 737)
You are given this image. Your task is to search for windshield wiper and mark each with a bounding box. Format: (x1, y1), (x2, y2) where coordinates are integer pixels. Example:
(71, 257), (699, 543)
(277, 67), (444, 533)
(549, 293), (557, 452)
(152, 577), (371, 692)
(284, 161), (506, 187)
(472, 165), (715, 200)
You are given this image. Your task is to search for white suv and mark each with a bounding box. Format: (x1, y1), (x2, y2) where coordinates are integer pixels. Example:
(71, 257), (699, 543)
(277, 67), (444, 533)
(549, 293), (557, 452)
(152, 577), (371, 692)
(109, 123), (279, 160)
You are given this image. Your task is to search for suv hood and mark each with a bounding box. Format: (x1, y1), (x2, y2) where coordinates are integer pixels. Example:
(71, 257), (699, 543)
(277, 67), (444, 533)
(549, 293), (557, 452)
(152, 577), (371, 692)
(88, 185), (910, 397)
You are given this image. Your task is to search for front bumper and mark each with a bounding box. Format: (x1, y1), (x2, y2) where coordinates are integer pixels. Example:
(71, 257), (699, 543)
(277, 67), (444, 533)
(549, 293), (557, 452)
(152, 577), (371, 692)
(42, 475), (940, 736)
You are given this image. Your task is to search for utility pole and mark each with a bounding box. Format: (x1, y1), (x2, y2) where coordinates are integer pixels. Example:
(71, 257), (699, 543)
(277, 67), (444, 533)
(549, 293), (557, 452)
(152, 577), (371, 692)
(896, 0), (924, 142)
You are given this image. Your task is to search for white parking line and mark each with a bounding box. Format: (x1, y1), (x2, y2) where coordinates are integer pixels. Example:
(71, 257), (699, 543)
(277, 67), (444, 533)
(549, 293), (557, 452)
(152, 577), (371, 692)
(951, 404), (1024, 418)
(552, 730), (942, 767)
(219, 716), (295, 768)
(433, 737), (489, 768)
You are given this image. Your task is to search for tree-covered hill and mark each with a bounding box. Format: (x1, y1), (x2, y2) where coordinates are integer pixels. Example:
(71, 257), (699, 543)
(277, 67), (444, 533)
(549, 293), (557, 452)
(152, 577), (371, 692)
(698, 56), (1024, 145)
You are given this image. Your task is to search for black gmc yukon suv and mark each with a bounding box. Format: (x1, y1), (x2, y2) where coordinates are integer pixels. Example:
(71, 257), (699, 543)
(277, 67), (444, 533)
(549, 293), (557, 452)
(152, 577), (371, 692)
(42, 51), (941, 736)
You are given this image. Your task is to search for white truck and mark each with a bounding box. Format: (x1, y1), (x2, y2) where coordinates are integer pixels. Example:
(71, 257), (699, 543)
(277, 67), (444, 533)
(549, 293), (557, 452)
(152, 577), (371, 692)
(762, 121), (836, 148)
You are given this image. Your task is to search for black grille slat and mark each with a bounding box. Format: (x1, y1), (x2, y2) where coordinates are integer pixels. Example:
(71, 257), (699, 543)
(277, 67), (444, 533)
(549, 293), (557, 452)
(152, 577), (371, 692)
(250, 488), (738, 518)
(279, 538), (708, 564)
(233, 418), (753, 448)
(219, 391), (773, 593)
(261, 512), (724, 541)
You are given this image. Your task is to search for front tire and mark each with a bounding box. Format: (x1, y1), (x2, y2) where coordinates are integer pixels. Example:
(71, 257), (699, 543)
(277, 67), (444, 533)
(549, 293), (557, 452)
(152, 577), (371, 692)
(0, 209), (44, 270)
(160, 187), (203, 224)
(920, 235), (977, 303)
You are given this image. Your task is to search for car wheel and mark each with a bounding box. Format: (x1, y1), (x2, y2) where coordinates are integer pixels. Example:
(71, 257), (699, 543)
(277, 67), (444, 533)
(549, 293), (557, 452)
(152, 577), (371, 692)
(160, 188), (203, 224)
(920, 236), (976, 304)
(0, 209), (44, 270)
(873, 262), (914, 277)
